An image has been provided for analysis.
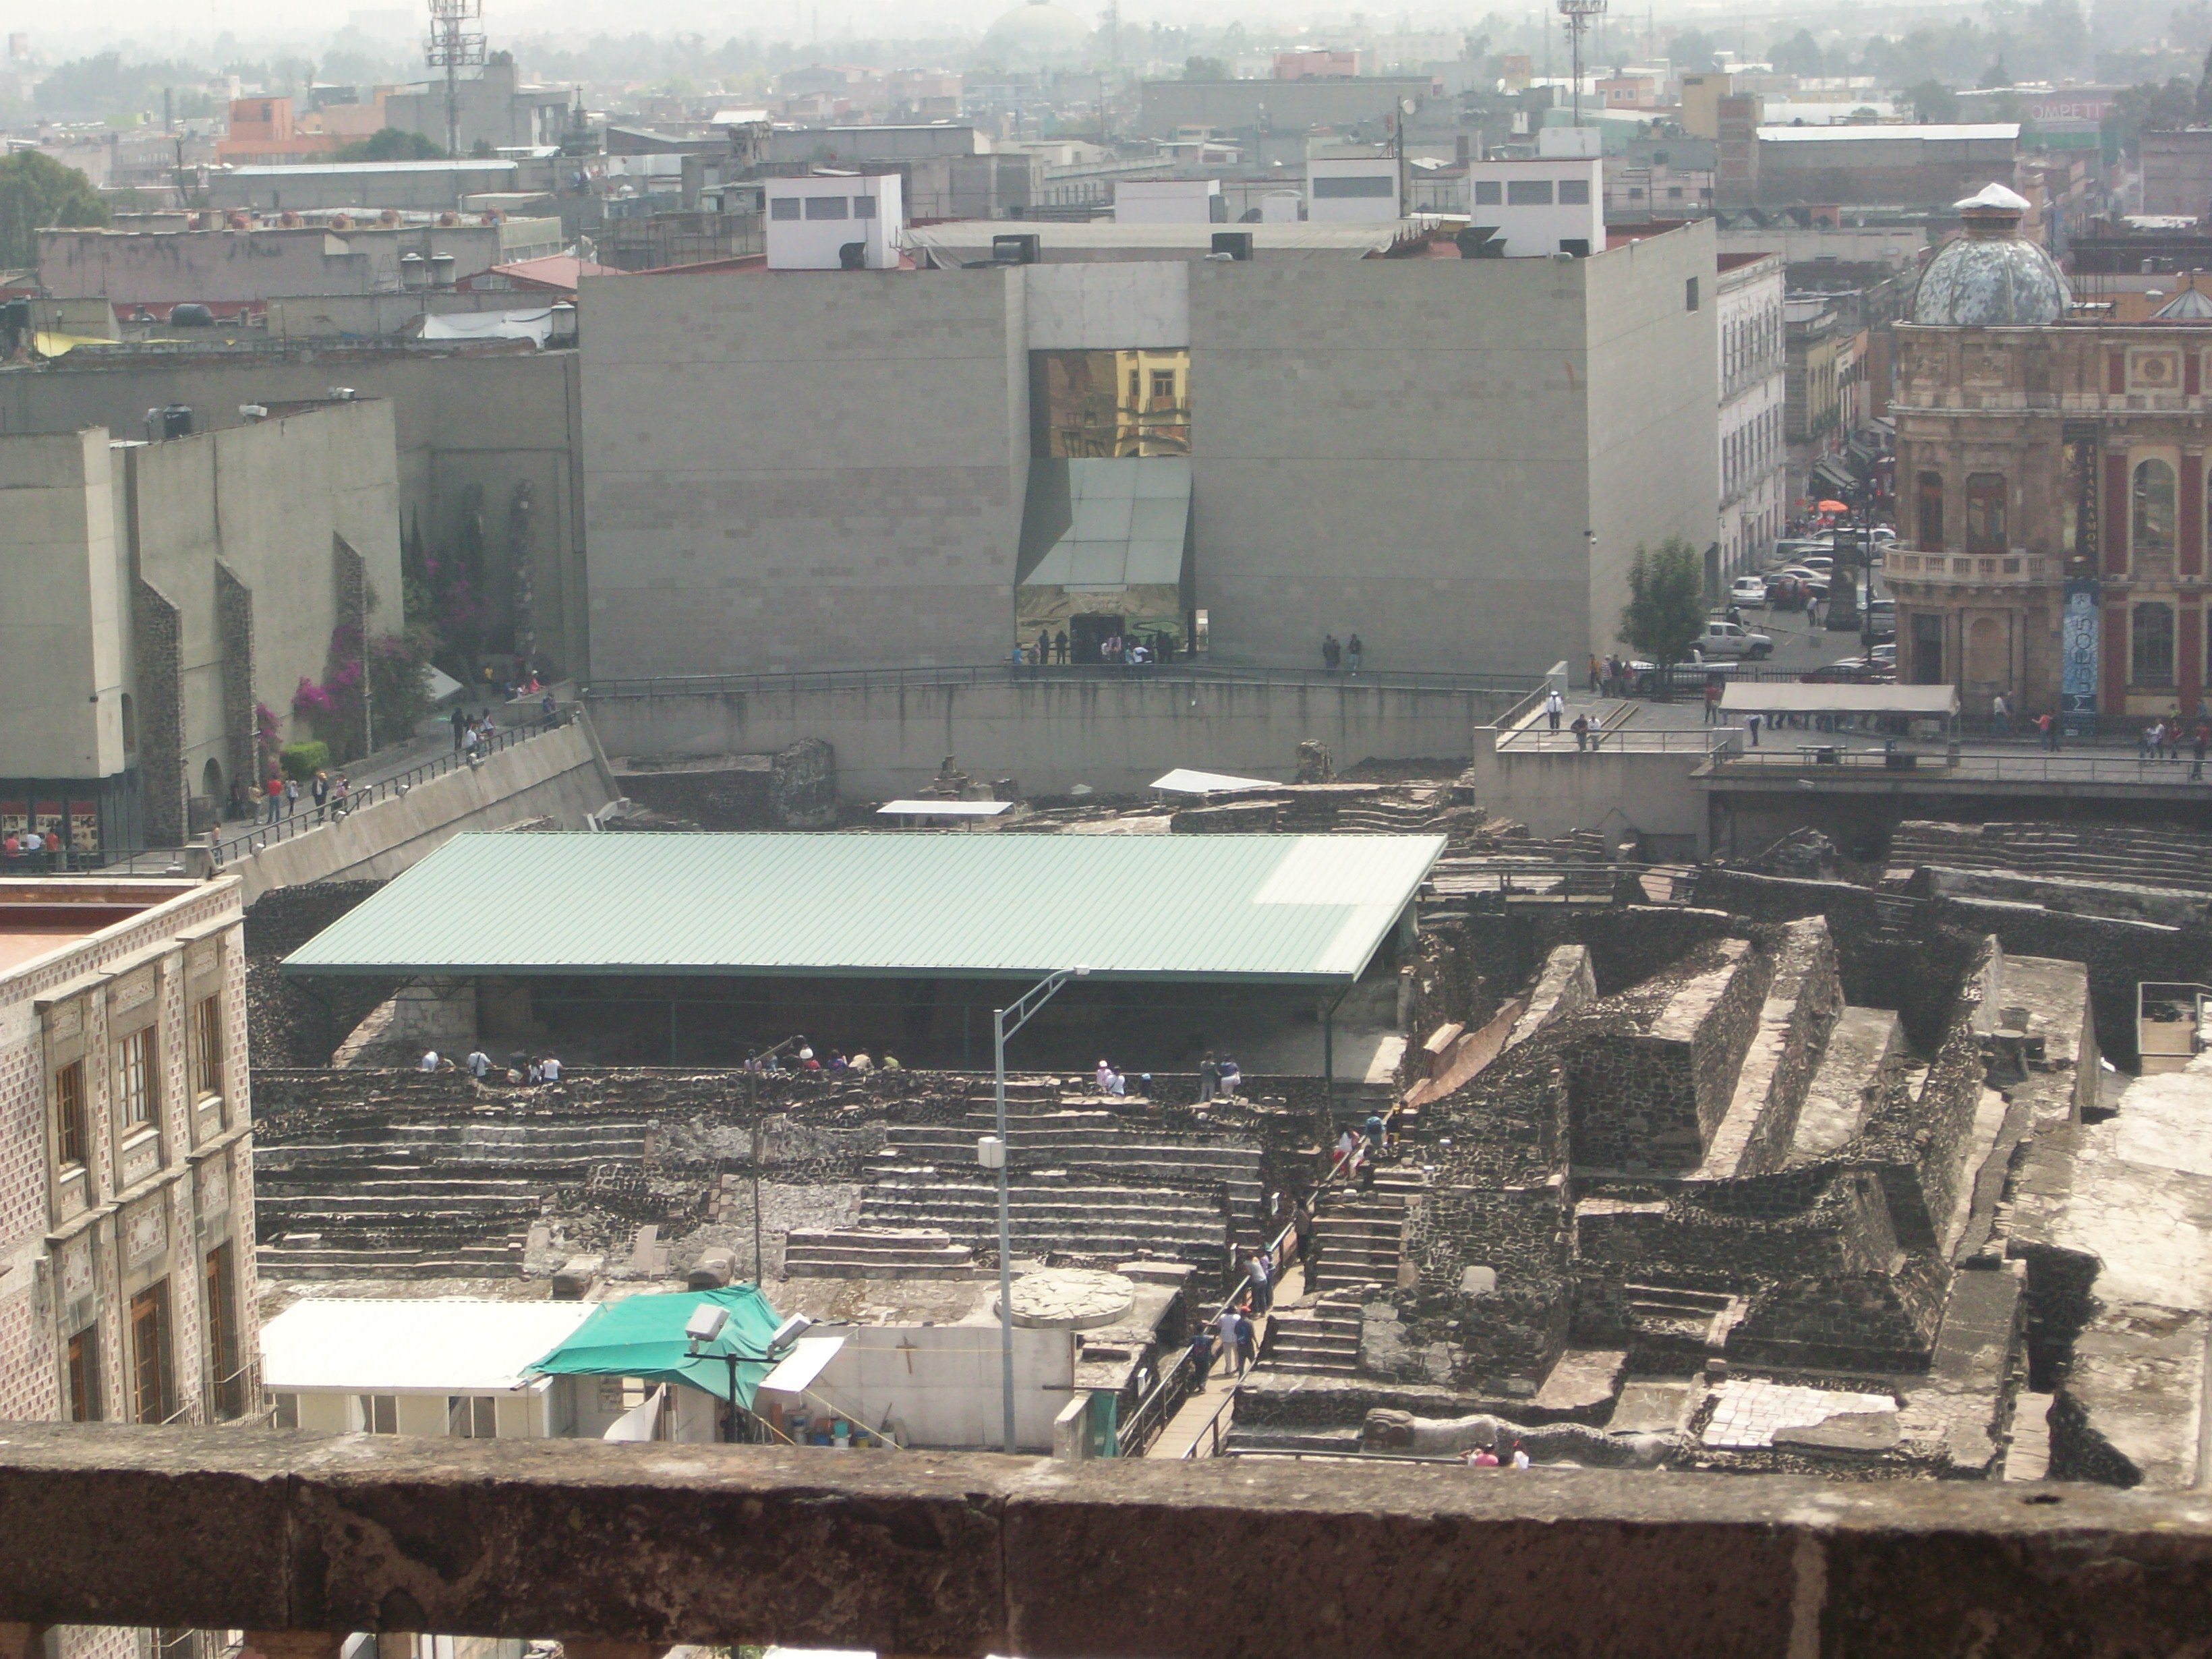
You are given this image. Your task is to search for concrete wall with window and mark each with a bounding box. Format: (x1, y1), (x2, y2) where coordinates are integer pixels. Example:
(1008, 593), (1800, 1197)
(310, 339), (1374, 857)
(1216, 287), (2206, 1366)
(1584, 221), (1724, 660)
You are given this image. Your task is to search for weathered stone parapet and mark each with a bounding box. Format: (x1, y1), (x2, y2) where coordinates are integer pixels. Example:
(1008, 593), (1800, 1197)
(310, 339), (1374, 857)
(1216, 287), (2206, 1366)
(5, 1424), (2212, 1657)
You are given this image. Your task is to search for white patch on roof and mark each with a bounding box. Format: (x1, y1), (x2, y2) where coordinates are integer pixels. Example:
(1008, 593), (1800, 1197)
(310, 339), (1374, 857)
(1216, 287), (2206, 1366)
(1151, 768), (1279, 795)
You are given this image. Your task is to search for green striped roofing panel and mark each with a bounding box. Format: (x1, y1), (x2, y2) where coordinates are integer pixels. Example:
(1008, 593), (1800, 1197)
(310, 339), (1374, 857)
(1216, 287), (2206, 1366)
(281, 832), (1447, 985)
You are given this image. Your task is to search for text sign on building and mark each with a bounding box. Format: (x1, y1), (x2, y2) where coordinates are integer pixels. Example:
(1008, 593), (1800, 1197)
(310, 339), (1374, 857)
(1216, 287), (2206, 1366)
(2061, 577), (2099, 735)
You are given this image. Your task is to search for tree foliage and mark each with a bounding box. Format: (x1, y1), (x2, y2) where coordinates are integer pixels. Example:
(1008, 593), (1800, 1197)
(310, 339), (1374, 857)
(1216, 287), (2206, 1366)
(1183, 55), (1228, 79)
(1619, 538), (1708, 670)
(34, 51), (204, 119)
(0, 150), (108, 271)
(1668, 28), (1720, 71)
(1904, 79), (1960, 121)
(1769, 29), (1828, 76)
(335, 127), (445, 161)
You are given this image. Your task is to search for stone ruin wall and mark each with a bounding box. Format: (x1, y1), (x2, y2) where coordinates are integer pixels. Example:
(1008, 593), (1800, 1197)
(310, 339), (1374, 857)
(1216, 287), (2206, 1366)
(1561, 939), (1773, 1173)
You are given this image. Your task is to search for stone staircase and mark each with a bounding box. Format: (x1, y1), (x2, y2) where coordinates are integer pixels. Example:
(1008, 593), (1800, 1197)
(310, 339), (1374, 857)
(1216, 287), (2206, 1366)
(1264, 1298), (1363, 1374)
(782, 1227), (977, 1279)
(1623, 1283), (1743, 1374)
(1888, 821), (2212, 893)
(1786, 1006), (1904, 1166)
(845, 1086), (1268, 1275)
(1309, 1196), (1407, 1296)
(255, 1116), (653, 1279)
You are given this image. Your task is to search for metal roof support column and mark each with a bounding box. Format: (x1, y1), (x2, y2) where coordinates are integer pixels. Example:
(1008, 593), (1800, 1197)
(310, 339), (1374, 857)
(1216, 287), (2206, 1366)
(1322, 986), (1349, 1130)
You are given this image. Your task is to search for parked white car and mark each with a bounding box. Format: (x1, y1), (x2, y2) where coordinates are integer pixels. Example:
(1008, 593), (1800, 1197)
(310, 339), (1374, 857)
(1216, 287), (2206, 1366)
(1697, 619), (1774, 660)
(1728, 575), (1770, 606)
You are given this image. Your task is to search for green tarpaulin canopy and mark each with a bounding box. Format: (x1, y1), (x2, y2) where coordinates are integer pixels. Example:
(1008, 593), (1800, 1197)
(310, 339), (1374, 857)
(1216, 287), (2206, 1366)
(525, 1286), (783, 1409)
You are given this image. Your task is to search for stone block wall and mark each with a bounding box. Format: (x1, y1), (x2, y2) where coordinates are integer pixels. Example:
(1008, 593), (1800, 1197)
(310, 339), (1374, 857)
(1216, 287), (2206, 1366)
(1727, 1247), (1949, 1374)
(769, 738), (838, 829)
(1855, 937), (2002, 1254)
(1563, 937), (1772, 1172)
(133, 577), (187, 844)
(1709, 916), (1845, 1180)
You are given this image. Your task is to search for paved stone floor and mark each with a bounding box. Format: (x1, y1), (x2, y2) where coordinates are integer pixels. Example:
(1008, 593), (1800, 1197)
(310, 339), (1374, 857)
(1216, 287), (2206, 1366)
(1699, 1378), (1899, 1451)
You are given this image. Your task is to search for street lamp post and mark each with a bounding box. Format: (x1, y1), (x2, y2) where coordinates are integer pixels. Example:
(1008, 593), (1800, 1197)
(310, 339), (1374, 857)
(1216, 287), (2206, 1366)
(986, 964), (1088, 1454)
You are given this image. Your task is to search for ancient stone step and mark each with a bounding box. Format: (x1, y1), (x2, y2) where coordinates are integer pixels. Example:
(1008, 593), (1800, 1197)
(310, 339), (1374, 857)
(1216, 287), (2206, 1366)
(782, 1227), (977, 1279)
(1786, 1006), (1902, 1167)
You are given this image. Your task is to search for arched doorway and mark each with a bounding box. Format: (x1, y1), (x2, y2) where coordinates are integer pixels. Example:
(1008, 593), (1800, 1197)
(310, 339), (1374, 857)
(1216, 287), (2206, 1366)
(201, 758), (224, 808)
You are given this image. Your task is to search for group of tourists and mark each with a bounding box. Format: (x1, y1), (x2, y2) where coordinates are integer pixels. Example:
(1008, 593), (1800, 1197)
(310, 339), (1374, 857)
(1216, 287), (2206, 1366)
(1013, 630), (1180, 669)
(750, 1043), (901, 1075)
(262, 769), (355, 826)
(420, 1049), (563, 1085)
(0, 825), (69, 867)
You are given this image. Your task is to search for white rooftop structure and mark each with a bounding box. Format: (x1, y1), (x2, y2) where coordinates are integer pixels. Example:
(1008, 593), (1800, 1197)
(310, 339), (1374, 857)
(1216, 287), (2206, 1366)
(876, 799), (1015, 817)
(1114, 179), (1223, 225)
(1151, 768), (1279, 795)
(260, 1299), (595, 1395)
(1467, 154), (1604, 258)
(765, 172), (904, 270)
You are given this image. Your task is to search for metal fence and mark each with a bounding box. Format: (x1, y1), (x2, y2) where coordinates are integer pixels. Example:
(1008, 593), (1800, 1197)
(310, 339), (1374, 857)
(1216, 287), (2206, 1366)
(1708, 744), (2212, 786)
(584, 662), (1548, 701)
(17, 712), (571, 876)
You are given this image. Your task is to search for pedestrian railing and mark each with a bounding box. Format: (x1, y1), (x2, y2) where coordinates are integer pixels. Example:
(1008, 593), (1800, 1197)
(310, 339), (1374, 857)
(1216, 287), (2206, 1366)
(26, 711), (573, 876)
(1495, 728), (1725, 754)
(1706, 745), (2212, 786)
(1119, 1106), (1397, 1459)
(584, 662), (1548, 701)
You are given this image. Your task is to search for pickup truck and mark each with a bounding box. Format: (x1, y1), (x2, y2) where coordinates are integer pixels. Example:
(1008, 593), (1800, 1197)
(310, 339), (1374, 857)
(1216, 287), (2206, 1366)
(1695, 619), (1774, 660)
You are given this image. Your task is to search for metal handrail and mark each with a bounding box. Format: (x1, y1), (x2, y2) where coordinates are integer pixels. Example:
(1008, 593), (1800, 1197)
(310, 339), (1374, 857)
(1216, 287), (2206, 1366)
(1709, 747), (2212, 784)
(34, 710), (573, 875)
(1496, 728), (1725, 754)
(1126, 1103), (1397, 1458)
(583, 662), (1547, 701)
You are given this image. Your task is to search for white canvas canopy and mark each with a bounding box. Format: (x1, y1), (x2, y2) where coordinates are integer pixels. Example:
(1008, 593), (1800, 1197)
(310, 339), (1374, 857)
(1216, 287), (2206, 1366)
(1150, 768), (1279, 796)
(1720, 684), (1958, 718)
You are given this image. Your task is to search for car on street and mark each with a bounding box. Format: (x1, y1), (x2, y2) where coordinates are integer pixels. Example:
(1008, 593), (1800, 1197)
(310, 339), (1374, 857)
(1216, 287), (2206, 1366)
(1628, 660), (1739, 695)
(1869, 643), (1897, 668)
(1696, 618), (1774, 660)
(1778, 566), (1832, 599)
(1803, 658), (1892, 683)
(1864, 599), (1896, 643)
(1729, 575), (1770, 606)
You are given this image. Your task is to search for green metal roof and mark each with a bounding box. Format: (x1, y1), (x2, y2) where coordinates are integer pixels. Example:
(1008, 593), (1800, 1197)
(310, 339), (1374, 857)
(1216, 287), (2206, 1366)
(281, 831), (1445, 985)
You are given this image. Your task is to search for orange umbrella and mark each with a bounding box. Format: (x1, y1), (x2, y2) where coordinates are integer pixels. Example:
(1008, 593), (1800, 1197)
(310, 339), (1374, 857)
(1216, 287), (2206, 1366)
(1817, 499), (1849, 513)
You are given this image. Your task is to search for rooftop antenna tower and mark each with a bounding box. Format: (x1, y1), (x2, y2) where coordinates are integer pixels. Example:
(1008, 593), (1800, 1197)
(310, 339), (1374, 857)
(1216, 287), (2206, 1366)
(1556, 0), (1606, 126)
(426, 0), (486, 160)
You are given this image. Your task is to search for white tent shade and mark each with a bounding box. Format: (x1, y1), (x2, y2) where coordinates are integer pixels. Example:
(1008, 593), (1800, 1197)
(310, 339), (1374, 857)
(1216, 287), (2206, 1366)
(1150, 768), (1279, 795)
(1719, 684), (1959, 718)
(875, 800), (1014, 817)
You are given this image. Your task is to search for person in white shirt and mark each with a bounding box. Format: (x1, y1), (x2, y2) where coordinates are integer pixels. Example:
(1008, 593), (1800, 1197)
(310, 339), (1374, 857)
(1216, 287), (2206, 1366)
(1544, 689), (1564, 731)
(540, 1055), (561, 1081)
(1215, 1306), (1244, 1377)
(1096, 1059), (1115, 1093)
(419, 1050), (439, 1071)
(1510, 1442), (1531, 1470)
(465, 1049), (491, 1079)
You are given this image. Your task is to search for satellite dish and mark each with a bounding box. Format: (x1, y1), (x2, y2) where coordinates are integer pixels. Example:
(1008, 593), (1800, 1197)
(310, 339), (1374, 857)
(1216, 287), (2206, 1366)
(1400, 96), (1418, 115)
